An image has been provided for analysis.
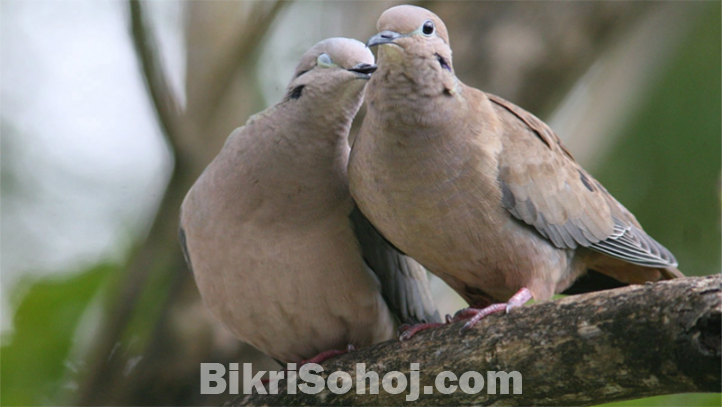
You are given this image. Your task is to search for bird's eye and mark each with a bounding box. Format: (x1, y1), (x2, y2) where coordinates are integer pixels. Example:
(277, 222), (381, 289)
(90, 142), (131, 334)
(317, 53), (334, 68)
(422, 20), (435, 36)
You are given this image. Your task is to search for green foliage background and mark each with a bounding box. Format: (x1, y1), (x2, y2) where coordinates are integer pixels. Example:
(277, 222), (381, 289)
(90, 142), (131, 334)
(595, 4), (721, 279)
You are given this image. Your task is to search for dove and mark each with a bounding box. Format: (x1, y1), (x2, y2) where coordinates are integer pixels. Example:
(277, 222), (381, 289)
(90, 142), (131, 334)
(179, 37), (439, 364)
(348, 5), (683, 333)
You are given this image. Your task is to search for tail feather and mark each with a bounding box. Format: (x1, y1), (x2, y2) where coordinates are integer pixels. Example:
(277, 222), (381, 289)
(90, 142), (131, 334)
(564, 252), (685, 295)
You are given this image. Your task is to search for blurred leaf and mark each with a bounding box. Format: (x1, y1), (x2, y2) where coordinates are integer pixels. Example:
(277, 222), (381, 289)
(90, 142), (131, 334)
(118, 256), (175, 352)
(1, 264), (113, 406)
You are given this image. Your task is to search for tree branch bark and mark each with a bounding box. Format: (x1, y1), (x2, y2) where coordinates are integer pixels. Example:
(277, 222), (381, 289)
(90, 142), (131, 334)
(128, 0), (182, 153)
(193, 0), (289, 129)
(236, 275), (720, 406)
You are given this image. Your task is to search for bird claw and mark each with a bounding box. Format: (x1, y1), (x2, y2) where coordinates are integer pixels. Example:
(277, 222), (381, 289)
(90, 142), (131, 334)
(300, 345), (355, 366)
(453, 287), (534, 334)
(459, 320), (476, 334)
(397, 322), (444, 341)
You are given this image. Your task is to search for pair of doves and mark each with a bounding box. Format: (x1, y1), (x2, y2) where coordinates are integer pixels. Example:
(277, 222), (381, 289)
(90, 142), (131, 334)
(179, 5), (682, 365)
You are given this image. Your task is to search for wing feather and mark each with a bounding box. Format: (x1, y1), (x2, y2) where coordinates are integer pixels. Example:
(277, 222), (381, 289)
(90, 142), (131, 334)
(488, 93), (677, 269)
(350, 205), (441, 324)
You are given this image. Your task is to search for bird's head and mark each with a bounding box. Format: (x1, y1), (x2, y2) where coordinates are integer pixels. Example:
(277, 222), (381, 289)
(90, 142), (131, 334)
(367, 5), (455, 94)
(284, 38), (377, 104)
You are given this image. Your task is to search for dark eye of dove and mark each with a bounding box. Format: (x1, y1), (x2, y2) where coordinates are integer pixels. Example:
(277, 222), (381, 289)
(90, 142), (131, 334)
(421, 20), (435, 36)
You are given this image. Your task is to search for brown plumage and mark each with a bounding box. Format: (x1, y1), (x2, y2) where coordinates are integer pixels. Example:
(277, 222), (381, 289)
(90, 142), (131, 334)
(180, 38), (439, 363)
(348, 6), (682, 327)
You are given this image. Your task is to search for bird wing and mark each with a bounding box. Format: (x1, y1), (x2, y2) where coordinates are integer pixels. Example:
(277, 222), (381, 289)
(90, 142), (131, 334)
(488, 93), (677, 268)
(350, 205), (441, 324)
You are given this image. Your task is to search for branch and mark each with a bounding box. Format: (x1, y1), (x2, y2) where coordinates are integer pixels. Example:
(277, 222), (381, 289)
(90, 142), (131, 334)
(236, 275), (721, 406)
(128, 0), (182, 154)
(197, 0), (289, 128)
(77, 4), (190, 404)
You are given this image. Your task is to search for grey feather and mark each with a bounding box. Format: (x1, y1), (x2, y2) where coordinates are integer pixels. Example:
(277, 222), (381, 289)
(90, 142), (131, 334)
(350, 205), (441, 324)
(591, 222), (678, 268)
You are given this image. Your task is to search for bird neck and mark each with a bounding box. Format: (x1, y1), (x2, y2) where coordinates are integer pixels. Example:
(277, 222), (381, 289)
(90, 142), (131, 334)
(292, 102), (357, 163)
(246, 93), (359, 164)
(366, 63), (462, 135)
(227, 103), (354, 218)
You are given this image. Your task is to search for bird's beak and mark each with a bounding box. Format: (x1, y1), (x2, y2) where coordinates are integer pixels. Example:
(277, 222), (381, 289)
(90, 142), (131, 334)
(348, 63), (377, 79)
(367, 30), (403, 47)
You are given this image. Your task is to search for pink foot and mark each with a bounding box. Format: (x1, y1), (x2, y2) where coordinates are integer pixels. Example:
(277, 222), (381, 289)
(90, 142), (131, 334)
(398, 322), (446, 341)
(453, 287), (533, 333)
(300, 344), (355, 366)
